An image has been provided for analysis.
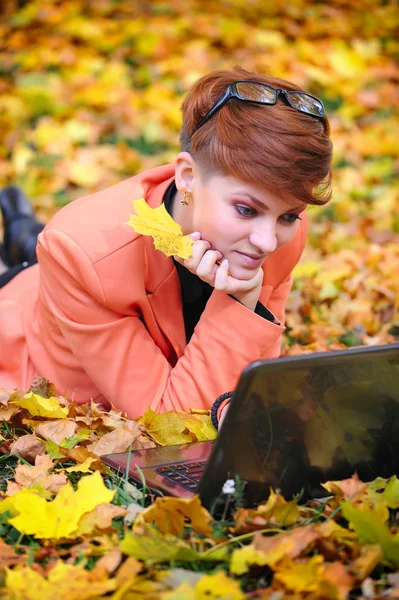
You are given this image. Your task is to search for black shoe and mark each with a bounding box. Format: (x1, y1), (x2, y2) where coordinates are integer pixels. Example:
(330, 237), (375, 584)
(0, 186), (44, 266)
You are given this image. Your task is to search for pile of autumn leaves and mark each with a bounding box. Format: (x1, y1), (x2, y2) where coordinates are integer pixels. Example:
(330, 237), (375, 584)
(0, 380), (398, 599)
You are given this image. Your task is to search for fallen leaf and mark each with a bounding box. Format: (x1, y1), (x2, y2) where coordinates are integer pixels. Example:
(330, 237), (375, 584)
(0, 471), (115, 540)
(366, 475), (399, 509)
(0, 539), (26, 568)
(125, 198), (193, 258)
(34, 419), (77, 445)
(11, 392), (69, 419)
(230, 545), (273, 575)
(341, 501), (399, 565)
(195, 571), (244, 600)
(234, 489), (299, 533)
(10, 454), (67, 495)
(322, 473), (367, 502)
(161, 582), (197, 599)
(65, 457), (97, 473)
(350, 545), (382, 581)
(252, 526), (319, 566)
(5, 560), (116, 599)
(139, 408), (197, 446)
(273, 555), (325, 593)
(28, 377), (57, 399)
(120, 523), (199, 564)
(10, 434), (45, 462)
(138, 495), (212, 536)
(115, 556), (143, 587)
(88, 426), (141, 456)
(76, 503), (127, 536)
(92, 547), (123, 578)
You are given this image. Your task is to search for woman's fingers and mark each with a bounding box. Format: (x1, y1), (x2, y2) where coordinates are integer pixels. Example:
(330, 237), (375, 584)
(196, 250), (223, 280)
(214, 259), (229, 290)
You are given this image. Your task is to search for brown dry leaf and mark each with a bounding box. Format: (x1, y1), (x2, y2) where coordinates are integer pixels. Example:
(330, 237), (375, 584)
(59, 446), (105, 472)
(10, 434), (45, 462)
(0, 539), (26, 568)
(0, 389), (14, 406)
(28, 377), (58, 399)
(76, 503), (127, 536)
(253, 526), (319, 566)
(92, 547), (123, 579)
(138, 495), (212, 537)
(88, 426), (141, 456)
(322, 472), (368, 502)
(9, 454), (67, 495)
(35, 419), (77, 445)
(0, 405), (20, 420)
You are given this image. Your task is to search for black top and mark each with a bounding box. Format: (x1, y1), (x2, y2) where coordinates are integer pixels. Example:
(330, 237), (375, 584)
(163, 181), (277, 343)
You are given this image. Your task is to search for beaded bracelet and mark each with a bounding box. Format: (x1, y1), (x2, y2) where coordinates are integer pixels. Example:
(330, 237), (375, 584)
(210, 391), (233, 431)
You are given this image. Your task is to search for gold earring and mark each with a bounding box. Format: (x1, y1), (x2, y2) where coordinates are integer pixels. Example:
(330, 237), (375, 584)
(181, 191), (190, 206)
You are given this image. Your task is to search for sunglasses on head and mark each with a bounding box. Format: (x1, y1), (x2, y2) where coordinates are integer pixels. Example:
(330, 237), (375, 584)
(190, 80), (326, 139)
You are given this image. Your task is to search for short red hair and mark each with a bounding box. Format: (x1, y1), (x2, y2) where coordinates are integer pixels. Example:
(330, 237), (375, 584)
(180, 67), (333, 206)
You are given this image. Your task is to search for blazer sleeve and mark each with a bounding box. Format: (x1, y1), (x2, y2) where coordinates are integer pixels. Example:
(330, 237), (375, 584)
(37, 227), (304, 418)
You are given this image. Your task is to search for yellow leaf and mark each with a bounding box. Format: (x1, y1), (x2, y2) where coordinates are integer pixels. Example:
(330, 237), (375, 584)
(67, 159), (103, 187)
(139, 495), (212, 537)
(120, 523), (198, 564)
(0, 471), (115, 539)
(230, 545), (270, 575)
(293, 260), (321, 279)
(5, 561), (116, 600)
(65, 457), (97, 473)
(11, 392), (68, 419)
(139, 408), (193, 446)
(273, 555), (324, 593)
(195, 572), (244, 600)
(161, 583), (197, 599)
(234, 490), (299, 534)
(125, 198), (193, 259)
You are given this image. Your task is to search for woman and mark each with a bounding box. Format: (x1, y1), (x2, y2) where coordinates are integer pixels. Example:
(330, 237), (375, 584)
(0, 67), (333, 423)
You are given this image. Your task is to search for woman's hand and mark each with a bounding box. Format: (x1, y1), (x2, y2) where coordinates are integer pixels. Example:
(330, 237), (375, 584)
(174, 233), (263, 311)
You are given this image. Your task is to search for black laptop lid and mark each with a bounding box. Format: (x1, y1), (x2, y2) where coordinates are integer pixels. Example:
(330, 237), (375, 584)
(198, 343), (399, 508)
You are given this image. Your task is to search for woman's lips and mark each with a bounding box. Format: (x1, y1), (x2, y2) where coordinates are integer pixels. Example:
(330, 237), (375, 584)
(235, 251), (265, 268)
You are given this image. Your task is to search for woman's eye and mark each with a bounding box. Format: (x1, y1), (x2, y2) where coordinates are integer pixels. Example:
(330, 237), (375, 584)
(281, 213), (302, 223)
(236, 205), (256, 217)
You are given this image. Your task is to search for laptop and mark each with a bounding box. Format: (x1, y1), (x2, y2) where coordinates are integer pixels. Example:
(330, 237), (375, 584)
(102, 343), (399, 508)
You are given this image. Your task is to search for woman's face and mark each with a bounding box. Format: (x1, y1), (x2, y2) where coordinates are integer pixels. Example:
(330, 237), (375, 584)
(186, 170), (307, 281)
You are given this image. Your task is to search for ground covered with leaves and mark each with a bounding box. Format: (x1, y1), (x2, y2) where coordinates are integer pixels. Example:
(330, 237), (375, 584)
(0, 0), (399, 597)
(0, 380), (398, 599)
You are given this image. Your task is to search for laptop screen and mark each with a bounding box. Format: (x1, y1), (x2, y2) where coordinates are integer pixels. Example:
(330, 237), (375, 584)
(198, 344), (399, 507)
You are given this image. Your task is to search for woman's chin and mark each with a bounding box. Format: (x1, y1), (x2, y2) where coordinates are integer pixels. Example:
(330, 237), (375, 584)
(228, 263), (262, 281)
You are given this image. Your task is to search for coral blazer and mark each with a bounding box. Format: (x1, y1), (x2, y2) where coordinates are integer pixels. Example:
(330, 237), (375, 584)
(0, 164), (307, 418)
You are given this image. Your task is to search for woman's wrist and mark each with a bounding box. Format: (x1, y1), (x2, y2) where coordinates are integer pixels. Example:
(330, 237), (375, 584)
(230, 284), (261, 311)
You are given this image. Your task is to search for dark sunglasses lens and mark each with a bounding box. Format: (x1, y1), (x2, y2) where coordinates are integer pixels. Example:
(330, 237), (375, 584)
(288, 93), (325, 117)
(235, 82), (276, 103)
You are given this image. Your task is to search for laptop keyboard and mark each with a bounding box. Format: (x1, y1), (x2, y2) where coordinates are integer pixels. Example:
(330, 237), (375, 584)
(154, 461), (207, 491)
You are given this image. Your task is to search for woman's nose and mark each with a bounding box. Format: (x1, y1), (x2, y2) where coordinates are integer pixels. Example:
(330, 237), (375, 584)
(249, 225), (278, 255)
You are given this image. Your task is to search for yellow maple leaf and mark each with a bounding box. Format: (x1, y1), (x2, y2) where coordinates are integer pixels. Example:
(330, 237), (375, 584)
(11, 392), (68, 419)
(139, 408), (216, 446)
(0, 471), (115, 539)
(5, 561), (116, 600)
(125, 198), (193, 258)
(195, 572), (244, 599)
